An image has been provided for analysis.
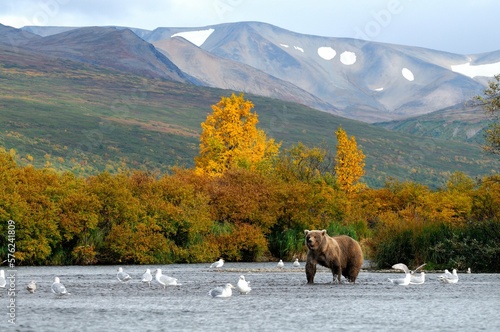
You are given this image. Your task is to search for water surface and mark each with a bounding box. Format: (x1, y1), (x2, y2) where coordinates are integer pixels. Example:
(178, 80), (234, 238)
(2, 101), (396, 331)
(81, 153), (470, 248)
(2, 263), (499, 331)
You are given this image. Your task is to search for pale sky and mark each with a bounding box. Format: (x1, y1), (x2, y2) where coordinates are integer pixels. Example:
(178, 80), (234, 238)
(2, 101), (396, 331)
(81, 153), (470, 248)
(1, 0), (498, 54)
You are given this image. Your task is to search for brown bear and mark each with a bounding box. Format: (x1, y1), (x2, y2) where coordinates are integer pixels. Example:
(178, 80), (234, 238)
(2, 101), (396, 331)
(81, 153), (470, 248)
(304, 229), (363, 284)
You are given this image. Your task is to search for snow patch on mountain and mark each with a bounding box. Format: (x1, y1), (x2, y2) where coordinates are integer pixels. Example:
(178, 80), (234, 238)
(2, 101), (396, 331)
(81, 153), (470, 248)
(317, 47), (336, 60)
(294, 46), (304, 53)
(280, 44), (289, 48)
(340, 51), (356, 65)
(171, 28), (214, 47)
(451, 61), (500, 78)
(402, 67), (414, 81)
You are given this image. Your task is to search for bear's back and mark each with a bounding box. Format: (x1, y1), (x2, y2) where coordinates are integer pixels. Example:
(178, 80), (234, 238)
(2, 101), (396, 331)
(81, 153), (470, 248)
(333, 235), (363, 265)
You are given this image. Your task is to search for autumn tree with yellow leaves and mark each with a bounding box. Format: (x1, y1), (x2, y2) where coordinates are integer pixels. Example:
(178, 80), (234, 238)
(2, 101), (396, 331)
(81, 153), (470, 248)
(195, 93), (281, 176)
(334, 127), (366, 194)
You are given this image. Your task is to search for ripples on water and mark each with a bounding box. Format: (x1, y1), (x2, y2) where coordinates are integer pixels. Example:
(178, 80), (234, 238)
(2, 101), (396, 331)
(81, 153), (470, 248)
(3, 264), (500, 331)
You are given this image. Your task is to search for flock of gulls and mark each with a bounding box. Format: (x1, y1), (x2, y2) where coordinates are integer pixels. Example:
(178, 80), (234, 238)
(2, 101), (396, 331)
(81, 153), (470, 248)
(116, 259), (248, 298)
(0, 259), (465, 298)
(387, 263), (462, 286)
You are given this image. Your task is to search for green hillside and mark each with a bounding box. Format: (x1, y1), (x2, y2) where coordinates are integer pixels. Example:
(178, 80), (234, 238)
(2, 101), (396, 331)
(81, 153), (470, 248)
(374, 105), (491, 145)
(1, 50), (498, 188)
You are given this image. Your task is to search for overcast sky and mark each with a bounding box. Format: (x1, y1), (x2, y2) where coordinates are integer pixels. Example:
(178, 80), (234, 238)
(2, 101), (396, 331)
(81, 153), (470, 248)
(1, 0), (498, 54)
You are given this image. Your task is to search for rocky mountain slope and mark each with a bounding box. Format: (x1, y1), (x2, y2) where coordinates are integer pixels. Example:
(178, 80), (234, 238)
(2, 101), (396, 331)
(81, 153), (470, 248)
(18, 21), (500, 123)
(143, 22), (499, 122)
(6, 24), (189, 82)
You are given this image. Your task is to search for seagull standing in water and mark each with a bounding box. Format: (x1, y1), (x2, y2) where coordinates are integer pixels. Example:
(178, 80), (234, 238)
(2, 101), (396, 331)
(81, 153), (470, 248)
(51, 277), (70, 296)
(208, 283), (235, 298)
(155, 268), (181, 288)
(409, 272), (426, 285)
(293, 258), (300, 267)
(142, 269), (153, 287)
(116, 267), (131, 283)
(438, 269), (459, 284)
(210, 258), (224, 269)
(391, 263), (427, 284)
(388, 273), (411, 286)
(237, 275), (251, 295)
(27, 280), (37, 293)
(388, 263), (412, 286)
(277, 260), (284, 268)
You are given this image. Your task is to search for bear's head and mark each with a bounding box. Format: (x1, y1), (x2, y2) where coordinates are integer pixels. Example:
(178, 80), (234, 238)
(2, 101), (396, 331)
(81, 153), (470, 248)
(304, 229), (327, 250)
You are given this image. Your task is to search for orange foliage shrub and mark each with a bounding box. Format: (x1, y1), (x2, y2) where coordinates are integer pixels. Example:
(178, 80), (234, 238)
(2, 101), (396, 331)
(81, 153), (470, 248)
(72, 245), (98, 265)
(207, 168), (281, 232)
(212, 223), (269, 261)
(106, 220), (170, 264)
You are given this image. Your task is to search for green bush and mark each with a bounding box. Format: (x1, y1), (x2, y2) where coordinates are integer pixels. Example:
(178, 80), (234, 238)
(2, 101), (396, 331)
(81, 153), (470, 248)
(373, 220), (500, 272)
(268, 226), (305, 260)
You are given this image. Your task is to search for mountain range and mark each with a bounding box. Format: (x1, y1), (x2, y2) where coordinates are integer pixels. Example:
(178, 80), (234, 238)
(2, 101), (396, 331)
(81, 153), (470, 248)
(1, 22), (499, 187)
(21, 21), (500, 123)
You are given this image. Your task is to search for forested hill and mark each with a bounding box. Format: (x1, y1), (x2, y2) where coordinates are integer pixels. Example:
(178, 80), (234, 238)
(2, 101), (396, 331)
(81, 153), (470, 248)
(0, 42), (498, 188)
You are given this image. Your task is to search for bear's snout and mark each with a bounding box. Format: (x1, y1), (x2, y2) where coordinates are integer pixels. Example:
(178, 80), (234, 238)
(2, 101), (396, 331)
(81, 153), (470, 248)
(306, 237), (316, 248)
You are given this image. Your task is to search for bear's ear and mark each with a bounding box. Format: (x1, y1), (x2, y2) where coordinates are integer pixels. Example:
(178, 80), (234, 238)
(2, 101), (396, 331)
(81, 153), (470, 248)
(304, 230), (310, 235)
(321, 230), (327, 236)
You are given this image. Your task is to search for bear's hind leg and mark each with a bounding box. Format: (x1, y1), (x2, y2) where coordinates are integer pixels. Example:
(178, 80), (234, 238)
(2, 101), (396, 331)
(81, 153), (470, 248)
(331, 266), (342, 284)
(346, 265), (361, 283)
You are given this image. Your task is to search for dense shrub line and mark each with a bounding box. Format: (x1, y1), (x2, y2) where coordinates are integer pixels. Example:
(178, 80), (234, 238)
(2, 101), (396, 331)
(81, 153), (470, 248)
(1, 149), (499, 271)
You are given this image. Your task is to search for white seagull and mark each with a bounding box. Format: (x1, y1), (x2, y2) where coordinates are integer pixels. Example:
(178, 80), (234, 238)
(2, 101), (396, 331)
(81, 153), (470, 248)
(236, 275), (251, 295)
(0, 270), (6, 288)
(27, 280), (37, 293)
(208, 283), (235, 298)
(388, 273), (411, 286)
(438, 269), (459, 284)
(277, 260), (284, 268)
(142, 268), (153, 287)
(392, 262), (426, 274)
(388, 263), (412, 286)
(155, 268), (181, 288)
(392, 263), (426, 285)
(293, 258), (300, 267)
(116, 267), (131, 283)
(51, 277), (70, 296)
(439, 269), (451, 279)
(410, 272), (426, 285)
(210, 258), (224, 269)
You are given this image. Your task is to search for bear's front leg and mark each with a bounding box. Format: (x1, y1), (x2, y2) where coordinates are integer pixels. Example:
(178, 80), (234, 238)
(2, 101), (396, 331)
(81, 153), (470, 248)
(305, 261), (316, 284)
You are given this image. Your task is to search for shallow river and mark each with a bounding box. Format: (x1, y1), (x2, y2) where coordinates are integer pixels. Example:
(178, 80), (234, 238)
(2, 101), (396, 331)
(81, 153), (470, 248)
(1, 263), (499, 331)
